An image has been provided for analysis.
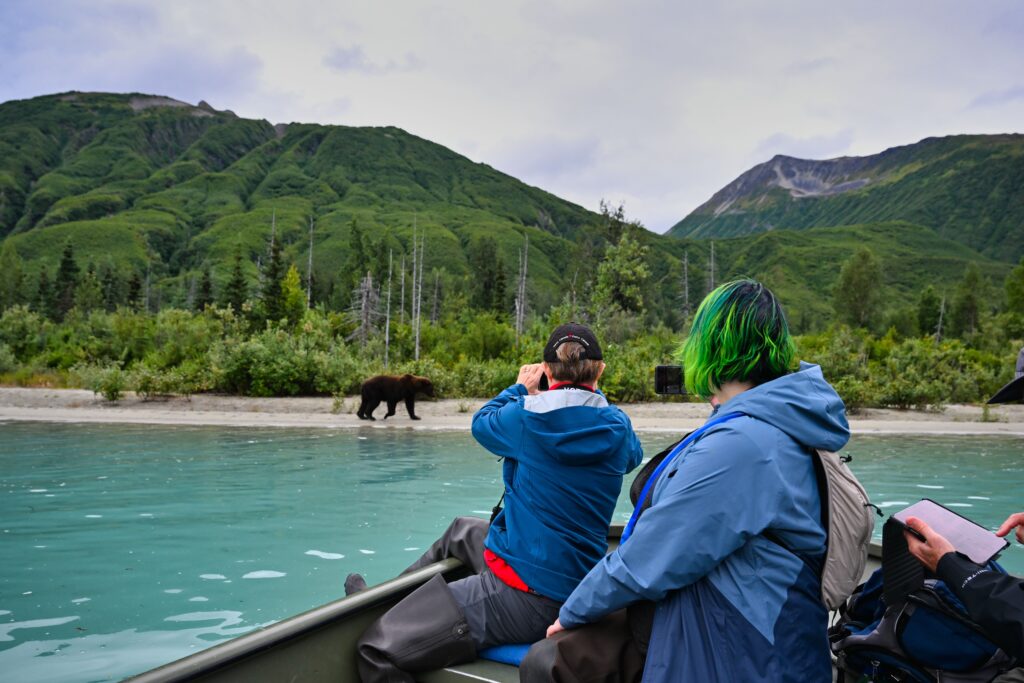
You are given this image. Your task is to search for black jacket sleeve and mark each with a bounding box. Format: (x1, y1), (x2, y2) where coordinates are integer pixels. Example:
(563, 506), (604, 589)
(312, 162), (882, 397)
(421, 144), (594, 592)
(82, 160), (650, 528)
(936, 551), (1024, 660)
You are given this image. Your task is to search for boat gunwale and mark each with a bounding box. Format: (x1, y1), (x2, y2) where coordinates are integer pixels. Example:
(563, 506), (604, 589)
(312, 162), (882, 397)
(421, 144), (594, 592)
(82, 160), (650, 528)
(126, 528), (885, 682)
(125, 558), (466, 682)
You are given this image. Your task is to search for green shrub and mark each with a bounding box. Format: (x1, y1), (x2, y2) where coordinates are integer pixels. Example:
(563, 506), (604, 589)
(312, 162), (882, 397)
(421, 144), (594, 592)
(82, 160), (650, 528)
(73, 362), (127, 401)
(312, 350), (366, 395)
(0, 305), (48, 359)
(0, 342), (17, 374)
(831, 376), (876, 414)
(129, 364), (191, 400)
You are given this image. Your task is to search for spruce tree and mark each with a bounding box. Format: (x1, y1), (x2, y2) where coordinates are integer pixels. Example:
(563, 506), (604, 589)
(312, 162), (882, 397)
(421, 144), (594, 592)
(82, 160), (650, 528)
(75, 266), (104, 313)
(1006, 257), (1024, 315)
(127, 272), (143, 310)
(260, 235), (285, 322)
(493, 257), (508, 312)
(54, 241), (79, 320)
(917, 285), (942, 337)
(35, 266), (54, 319)
(950, 264), (985, 337)
(223, 248), (249, 314)
(100, 264), (121, 311)
(0, 240), (24, 311)
(469, 236), (500, 310)
(593, 227), (650, 315)
(195, 267), (214, 311)
(345, 218), (368, 295)
(833, 248), (883, 330)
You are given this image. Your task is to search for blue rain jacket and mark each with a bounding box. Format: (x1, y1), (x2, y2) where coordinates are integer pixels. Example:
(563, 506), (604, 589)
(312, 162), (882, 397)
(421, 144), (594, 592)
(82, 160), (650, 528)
(472, 384), (643, 602)
(559, 362), (849, 682)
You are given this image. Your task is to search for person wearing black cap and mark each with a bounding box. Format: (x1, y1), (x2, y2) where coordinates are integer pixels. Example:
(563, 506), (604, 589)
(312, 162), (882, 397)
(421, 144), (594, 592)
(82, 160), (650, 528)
(350, 322), (643, 682)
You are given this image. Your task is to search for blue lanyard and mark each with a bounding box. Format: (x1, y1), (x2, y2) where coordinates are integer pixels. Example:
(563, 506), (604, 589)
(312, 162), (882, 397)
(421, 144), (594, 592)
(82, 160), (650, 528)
(620, 411), (744, 544)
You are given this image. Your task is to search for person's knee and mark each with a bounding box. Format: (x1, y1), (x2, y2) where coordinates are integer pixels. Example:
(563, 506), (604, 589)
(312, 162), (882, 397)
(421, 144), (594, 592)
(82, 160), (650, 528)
(519, 637), (558, 683)
(451, 515), (488, 532)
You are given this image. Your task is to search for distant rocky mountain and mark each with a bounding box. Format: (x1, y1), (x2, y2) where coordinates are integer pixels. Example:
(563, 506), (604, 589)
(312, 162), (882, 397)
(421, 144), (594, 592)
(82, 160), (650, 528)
(668, 134), (1024, 262)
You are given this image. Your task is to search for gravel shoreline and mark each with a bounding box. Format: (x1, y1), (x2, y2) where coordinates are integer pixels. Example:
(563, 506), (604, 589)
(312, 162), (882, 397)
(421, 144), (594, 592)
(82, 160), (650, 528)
(1, 387), (1023, 436)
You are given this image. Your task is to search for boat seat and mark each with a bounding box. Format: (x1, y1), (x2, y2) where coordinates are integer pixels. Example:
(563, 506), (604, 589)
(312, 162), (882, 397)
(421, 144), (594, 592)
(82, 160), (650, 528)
(418, 658), (520, 683)
(416, 644), (531, 682)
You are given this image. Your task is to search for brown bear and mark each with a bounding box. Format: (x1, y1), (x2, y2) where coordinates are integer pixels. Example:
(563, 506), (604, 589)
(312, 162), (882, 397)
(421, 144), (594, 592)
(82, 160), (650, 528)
(356, 374), (435, 421)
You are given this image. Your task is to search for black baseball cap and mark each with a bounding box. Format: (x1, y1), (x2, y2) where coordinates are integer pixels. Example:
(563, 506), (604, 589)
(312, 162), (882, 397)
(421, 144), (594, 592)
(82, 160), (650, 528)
(543, 322), (603, 362)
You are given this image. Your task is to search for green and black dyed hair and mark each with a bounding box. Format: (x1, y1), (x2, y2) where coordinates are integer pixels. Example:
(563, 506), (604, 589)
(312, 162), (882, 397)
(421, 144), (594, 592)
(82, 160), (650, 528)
(679, 279), (795, 399)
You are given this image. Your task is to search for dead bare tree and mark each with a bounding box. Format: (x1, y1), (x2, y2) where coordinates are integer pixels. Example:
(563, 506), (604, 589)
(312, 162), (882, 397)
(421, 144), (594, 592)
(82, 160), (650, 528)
(514, 234), (529, 347)
(682, 249), (691, 319)
(570, 268), (579, 318)
(144, 260), (152, 313)
(411, 219), (418, 355)
(399, 254), (406, 325)
(431, 270), (440, 324)
(347, 271), (381, 346)
(414, 233), (425, 360)
(306, 217), (314, 308)
(708, 241), (716, 293)
(384, 250), (393, 368)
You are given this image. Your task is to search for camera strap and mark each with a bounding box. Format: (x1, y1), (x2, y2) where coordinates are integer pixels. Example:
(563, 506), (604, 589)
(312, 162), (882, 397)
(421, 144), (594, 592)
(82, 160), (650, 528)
(620, 411), (744, 544)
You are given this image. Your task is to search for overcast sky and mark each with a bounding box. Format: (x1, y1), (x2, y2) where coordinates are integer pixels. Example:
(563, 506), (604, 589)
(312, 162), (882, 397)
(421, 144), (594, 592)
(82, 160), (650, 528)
(2, 0), (1023, 232)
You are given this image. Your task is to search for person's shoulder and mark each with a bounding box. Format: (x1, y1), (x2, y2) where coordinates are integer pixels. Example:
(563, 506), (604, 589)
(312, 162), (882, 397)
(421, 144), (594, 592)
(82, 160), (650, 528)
(691, 418), (776, 463)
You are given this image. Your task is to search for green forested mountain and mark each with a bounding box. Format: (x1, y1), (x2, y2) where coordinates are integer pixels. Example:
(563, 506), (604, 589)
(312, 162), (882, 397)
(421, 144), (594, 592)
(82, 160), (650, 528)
(668, 134), (1024, 262)
(0, 92), (1017, 334)
(715, 221), (1012, 328)
(0, 91), (612, 312)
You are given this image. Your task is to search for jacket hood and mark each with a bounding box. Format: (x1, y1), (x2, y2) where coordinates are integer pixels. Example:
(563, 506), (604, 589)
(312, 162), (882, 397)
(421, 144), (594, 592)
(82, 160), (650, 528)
(520, 390), (630, 466)
(719, 362), (849, 452)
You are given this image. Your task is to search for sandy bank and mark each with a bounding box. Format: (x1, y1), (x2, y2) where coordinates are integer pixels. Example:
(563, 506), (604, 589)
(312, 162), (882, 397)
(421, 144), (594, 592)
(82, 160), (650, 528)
(1, 387), (1023, 436)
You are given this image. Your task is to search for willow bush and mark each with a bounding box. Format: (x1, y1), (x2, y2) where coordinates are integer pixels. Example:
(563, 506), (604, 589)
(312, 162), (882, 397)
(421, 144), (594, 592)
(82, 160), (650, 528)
(0, 304), (1019, 407)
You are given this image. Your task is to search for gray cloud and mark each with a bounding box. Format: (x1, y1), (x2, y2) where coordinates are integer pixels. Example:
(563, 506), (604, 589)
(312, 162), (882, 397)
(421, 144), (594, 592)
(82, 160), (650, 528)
(969, 86), (1024, 109)
(89, 45), (264, 108)
(495, 136), (601, 185)
(755, 129), (856, 161)
(784, 57), (837, 75)
(3, 0), (1024, 232)
(324, 45), (421, 75)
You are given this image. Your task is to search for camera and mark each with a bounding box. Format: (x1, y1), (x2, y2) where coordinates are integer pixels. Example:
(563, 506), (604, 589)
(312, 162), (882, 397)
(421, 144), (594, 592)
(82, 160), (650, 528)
(654, 365), (685, 395)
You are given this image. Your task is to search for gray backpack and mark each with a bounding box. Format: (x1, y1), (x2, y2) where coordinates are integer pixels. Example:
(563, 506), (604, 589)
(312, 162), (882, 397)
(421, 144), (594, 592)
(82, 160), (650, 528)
(814, 449), (879, 610)
(769, 449), (879, 610)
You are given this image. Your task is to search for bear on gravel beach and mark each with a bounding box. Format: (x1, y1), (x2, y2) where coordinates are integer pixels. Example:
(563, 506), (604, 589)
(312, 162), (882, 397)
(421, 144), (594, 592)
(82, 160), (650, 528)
(356, 374), (435, 421)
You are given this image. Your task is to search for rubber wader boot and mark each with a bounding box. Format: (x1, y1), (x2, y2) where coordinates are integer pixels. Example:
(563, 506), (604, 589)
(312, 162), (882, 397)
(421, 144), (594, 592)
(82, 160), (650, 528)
(519, 637), (561, 683)
(356, 574), (476, 683)
(401, 516), (489, 576)
(345, 573), (368, 596)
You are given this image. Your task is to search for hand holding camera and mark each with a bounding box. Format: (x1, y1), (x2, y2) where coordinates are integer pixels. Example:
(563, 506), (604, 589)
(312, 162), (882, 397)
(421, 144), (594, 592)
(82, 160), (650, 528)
(517, 363), (548, 395)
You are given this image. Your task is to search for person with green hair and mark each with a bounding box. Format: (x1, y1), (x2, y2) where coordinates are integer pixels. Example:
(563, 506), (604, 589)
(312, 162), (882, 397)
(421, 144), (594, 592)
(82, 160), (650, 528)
(523, 279), (849, 683)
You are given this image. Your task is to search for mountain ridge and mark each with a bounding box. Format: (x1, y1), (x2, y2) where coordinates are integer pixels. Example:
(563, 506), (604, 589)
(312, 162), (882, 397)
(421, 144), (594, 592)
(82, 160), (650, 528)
(0, 92), (1015, 332)
(669, 133), (1024, 261)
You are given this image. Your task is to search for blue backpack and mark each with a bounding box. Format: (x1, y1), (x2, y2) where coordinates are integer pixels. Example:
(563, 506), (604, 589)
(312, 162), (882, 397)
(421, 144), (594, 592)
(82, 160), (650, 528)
(830, 565), (1016, 682)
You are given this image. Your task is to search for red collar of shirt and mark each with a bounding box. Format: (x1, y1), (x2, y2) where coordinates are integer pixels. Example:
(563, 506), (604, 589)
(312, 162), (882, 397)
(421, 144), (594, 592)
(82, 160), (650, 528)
(547, 381), (595, 392)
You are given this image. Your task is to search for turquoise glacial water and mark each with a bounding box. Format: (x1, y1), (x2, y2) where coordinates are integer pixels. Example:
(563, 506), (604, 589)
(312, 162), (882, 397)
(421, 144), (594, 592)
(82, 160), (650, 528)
(0, 422), (1021, 682)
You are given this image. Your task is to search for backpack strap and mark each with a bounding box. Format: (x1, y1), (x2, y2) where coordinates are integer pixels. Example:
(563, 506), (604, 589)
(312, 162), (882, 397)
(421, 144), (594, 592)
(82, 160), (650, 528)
(620, 411), (744, 543)
(762, 447), (829, 578)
